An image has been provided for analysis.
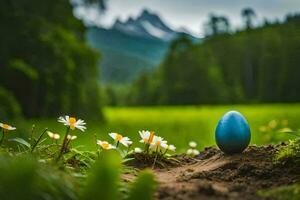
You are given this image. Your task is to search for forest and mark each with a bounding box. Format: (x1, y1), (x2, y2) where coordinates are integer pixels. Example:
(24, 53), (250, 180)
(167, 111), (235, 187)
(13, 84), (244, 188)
(113, 12), (300, 106)
(1, 1), (300, 119)
(0, 0), (103, 120)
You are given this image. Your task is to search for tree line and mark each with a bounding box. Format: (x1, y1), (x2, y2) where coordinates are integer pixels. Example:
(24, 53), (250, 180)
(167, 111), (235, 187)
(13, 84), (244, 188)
(108, 10), (300, 106)
(0, 0), (105, 120)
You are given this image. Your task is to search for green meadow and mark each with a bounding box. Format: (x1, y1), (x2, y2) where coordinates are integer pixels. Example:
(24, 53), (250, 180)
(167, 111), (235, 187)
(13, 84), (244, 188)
(18, 104), (300, 152)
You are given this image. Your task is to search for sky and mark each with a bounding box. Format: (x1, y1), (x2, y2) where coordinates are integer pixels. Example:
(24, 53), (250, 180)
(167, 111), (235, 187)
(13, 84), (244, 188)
(74, 0), (300, 36)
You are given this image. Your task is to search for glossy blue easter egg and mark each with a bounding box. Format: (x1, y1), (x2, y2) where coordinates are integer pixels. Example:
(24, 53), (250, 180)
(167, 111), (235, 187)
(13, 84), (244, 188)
(215, 111), (251, 154)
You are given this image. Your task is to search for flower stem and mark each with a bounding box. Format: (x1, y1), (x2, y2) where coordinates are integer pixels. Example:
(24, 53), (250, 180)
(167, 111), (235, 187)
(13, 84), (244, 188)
(0, 129), (5, 146)
(66, 139), (71, 149)
(127, 144), (132, 154)
(56, 127), (70, 162)
(31, 128), (48, 153)
(94, 134), (100, 159)
(152, 146), (159, 169)
(162, 148), (168, 156)
(145, 143), (150, 154)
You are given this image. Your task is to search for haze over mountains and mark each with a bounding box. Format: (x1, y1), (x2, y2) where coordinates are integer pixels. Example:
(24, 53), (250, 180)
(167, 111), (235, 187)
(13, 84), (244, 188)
(87, 9), (199, 83)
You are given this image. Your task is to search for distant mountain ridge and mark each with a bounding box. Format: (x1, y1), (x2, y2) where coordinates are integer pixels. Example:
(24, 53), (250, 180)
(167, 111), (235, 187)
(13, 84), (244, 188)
(87, 9), (200, 83)
(112, 9), (183, 41)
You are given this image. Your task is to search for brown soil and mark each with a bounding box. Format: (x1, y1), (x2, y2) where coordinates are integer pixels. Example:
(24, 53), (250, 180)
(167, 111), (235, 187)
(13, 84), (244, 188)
(126, 143), (300, 200)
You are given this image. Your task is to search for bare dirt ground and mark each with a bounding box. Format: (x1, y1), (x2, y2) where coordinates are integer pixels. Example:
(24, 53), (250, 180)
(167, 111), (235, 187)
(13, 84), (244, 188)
(126, 144), (300, 200)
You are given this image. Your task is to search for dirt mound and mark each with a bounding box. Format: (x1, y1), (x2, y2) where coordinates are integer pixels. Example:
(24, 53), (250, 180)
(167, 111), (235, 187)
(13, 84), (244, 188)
(153, 144), (300, 200)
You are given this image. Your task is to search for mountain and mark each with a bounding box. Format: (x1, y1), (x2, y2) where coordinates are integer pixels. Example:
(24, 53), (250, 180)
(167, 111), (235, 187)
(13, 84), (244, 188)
(112, 9), (179, 41)
(87, 9), (200, 83)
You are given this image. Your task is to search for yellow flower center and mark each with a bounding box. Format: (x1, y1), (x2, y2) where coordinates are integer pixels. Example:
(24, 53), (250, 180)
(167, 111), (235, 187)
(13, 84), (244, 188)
(69, 117), (76, 130)
(2, 124), (9, 130)
(115, 134), (123, 141)
(101, 143), (109, 150)
(155, 141), (161, 145)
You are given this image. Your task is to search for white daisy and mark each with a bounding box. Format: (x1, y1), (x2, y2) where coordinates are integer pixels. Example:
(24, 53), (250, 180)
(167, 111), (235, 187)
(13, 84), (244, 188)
(97, 140), (116, 150)
(67, 135), (77, 141)
(134, 147), (143, 153)
(187, 149), (200, 156)
(161, 143), (176, 152)
(58, 116), (86, 131)
(47, 131), (60, 140)
(0, 123), (16, 131)
(139, 130), (155, 144)
(189, 141), (197, 148)
(109, 133), (132, 147)
(150, 136), (167, 149)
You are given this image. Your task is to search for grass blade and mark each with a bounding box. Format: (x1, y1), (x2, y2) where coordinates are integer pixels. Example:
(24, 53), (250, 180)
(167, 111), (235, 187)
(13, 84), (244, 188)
(81, 151), (121, 200)
(127, 170), (157, 200)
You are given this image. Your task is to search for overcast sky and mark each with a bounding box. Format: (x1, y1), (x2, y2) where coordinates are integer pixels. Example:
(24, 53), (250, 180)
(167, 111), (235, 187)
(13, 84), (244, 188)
(74, 0), (300, 36)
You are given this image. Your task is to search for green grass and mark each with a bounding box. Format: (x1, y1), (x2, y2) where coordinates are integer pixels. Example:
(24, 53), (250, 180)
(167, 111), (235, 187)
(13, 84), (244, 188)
(16, 104), (300, 152)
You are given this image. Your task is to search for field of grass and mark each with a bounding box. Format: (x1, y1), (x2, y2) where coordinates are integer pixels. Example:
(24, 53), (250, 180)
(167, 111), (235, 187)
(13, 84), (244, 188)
(17, 104), (300, 152)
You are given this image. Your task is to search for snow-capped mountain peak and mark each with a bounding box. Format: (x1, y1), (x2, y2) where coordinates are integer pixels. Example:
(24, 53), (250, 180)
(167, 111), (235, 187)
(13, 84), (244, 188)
(141, 20), (168, 39)
(112, 9), (179, 41)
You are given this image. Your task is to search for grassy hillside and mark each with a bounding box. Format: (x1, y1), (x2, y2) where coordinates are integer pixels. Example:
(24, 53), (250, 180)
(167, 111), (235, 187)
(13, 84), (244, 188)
(99, 47), (154, 83)
(86, 27), (169, 83)
(19, 104), (300, 152)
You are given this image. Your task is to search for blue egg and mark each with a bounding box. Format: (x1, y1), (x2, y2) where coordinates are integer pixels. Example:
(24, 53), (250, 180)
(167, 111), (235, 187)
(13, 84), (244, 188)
(215, 111), (251, 154)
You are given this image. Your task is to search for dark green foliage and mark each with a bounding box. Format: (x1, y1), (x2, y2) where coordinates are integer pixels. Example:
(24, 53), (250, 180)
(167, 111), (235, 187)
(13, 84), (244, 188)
(81, 151), (157, 200)
(0, 155), (77, 200)
(128, 16), (300, 105)
(126, 73), (160, 105)
(159, 35), (229, 104)
(126, 170), (157, 200)
(81, 151), (121, 200)
(274, 138), (300, 165)
(104, 85), (118, 106)
(0, 0), (103, 119)
(0, 86), (22, 120)
(102, 84), (131, 106)
(271, 135), (300, 199)
(0, 147), (157, 200)
(258, 184), (300, 200)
